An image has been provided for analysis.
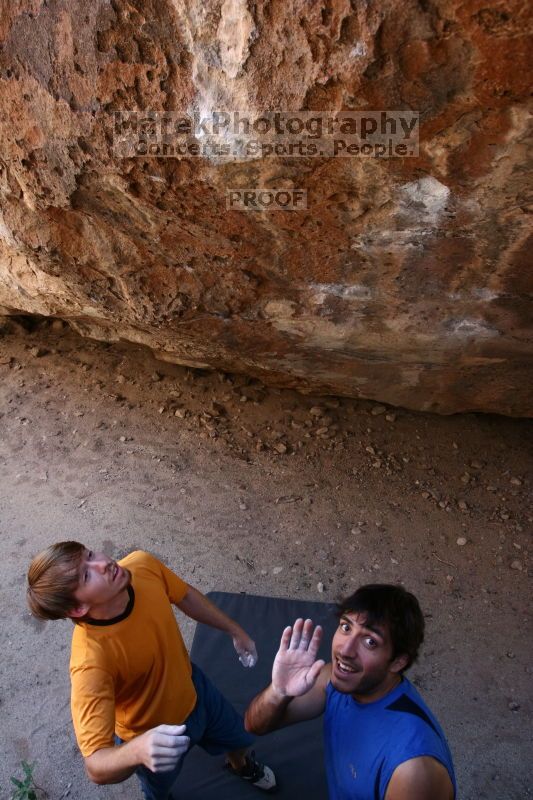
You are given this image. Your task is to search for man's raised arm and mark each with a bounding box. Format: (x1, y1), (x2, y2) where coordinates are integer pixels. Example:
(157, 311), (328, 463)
(245, 618), (330, 735)
(176, 585), (258, 666)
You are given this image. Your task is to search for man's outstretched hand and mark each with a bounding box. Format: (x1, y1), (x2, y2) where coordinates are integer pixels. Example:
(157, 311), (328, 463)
(272, 618), (325, 698)
(243, 618), (327, 735)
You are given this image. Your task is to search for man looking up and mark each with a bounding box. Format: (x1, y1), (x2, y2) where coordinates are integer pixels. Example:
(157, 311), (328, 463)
(245, 584), (456, 800)
(27, 543), (276, 799)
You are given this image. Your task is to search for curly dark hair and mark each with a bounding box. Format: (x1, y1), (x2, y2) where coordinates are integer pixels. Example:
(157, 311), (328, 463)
(336, 584), (425, 671)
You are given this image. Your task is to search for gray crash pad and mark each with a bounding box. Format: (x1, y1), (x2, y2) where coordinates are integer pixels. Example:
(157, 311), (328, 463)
(173, 592), (337, 799)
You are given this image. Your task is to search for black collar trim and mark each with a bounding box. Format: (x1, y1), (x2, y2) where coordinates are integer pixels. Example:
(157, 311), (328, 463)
(84, 585), (135, 626)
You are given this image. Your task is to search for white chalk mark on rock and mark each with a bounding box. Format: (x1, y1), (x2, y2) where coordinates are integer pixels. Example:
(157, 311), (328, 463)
(309, 283), (372, 302)
(218, 0), (256, 79)
(400, 176), (451, 220)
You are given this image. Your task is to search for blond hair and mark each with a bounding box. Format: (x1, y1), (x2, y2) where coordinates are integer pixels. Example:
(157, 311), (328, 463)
(27, 541), (85, 620)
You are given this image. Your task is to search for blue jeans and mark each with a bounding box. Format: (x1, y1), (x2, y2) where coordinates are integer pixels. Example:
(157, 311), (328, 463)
(117, 663), (253, 800)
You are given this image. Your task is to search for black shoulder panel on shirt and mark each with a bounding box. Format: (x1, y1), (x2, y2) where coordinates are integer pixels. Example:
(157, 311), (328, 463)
(385, 693), (441, 739)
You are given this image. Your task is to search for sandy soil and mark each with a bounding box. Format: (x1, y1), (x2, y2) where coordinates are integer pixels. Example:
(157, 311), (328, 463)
(1, 317), (531, 800)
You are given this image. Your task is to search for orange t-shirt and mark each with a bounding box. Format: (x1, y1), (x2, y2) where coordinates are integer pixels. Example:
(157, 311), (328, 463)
(70, 551), (197, 757)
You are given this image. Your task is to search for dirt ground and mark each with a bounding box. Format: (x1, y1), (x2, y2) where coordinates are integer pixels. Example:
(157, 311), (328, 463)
(1, 317), (531, 800)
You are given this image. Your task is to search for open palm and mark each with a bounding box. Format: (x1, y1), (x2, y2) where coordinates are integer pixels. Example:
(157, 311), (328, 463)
(272, 618), (325, 697)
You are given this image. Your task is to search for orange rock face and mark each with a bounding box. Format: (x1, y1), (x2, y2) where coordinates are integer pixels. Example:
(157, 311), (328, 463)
(0, 1), (531, 414)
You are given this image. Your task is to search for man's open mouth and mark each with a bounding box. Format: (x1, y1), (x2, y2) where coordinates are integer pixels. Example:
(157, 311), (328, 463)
(335, 658), (357, 674)
(112, 564), (118, 580)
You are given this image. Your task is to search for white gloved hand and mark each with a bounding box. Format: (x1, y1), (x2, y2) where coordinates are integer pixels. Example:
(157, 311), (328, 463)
(137, 724), (190, 772)
(233, 633), (258, 668)
(238, 649), (258, 668)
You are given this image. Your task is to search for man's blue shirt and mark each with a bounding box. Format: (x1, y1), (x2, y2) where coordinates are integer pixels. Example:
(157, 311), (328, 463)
(324, 677), (456, 800)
